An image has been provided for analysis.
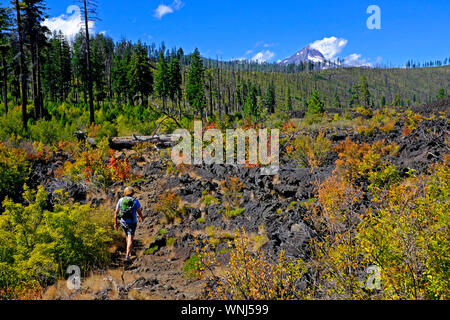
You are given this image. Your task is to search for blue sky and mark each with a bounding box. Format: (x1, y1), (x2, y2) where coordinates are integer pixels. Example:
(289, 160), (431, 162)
(42, 0), (450, 66)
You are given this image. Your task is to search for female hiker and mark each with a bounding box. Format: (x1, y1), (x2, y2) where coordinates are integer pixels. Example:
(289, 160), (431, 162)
(114, 187), (144, 261)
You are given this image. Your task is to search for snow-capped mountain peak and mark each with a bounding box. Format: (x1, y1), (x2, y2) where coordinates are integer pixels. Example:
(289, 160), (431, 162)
(280, 45), (342, 68)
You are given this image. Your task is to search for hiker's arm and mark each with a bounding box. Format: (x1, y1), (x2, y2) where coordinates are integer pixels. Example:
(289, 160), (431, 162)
(114, 208), (119, 230)
(137, 208), (144, 222)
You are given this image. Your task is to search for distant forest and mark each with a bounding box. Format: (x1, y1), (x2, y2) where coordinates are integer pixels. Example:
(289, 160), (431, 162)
(0, 1), (449, 128)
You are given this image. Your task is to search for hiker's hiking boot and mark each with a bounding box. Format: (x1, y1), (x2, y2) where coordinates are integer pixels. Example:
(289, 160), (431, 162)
(125, 255), (131, 263)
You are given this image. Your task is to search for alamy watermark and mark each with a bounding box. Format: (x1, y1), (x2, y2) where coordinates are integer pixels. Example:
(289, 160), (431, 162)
(365, 265), (381, 290)
(66, 265), (81, 290)
(171, 121), (280, 175)
(367, 5), (381, 30)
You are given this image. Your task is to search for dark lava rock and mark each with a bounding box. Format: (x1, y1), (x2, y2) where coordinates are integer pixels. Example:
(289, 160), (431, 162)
(147, 236), (166, 251)
(45, 179), (87, 202)
(127, 277), (158, 290)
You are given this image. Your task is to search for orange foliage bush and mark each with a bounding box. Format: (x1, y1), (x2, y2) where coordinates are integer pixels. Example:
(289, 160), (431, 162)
(334, 138), (398, 184)
(199, 229), (307, 300)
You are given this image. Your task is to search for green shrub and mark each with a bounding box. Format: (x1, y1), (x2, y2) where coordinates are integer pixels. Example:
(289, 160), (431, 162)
(29, 119), (64, 145)
(201, 195), (220, 206)
(0, 142), (31, 203)
(167, 237), (177, 247)
(96, 121), (118, 140)
(144, 246), (159, 255)
(183, 254), (202, 279)
(225, 208), (245, 218)
(154, 191), (186, 224)
(289, 132), (331, 169)
(0, 187), (115, 296)
(197, 217), (206, 224)
(0, 108), (26, 141)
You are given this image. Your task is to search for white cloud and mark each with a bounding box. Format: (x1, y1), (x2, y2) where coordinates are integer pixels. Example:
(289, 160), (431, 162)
(172, 0), (184, 10)
(154, 1), (184, 19)
(154, 5), (174, 19)
(263, 43), (276, 48)
(344, 53), (372, 67)
(309, 36), (348, 60)
(251, 50), (275, 63)
(42, 5), (95, 40)
(307, 35), (379, 68)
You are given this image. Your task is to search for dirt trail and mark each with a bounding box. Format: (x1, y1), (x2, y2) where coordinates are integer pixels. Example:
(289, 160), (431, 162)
(44, 153), (205, 300)
(112, 185), (205, 300)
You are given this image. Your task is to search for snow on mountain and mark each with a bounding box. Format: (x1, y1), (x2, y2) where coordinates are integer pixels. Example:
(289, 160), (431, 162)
(280, 45), (343, 69)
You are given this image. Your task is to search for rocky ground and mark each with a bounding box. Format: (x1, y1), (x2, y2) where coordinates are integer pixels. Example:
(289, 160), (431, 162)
(37, 99), (449, 300)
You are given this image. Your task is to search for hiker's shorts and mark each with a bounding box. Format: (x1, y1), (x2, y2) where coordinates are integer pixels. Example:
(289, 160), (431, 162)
(120, 220), (137, 236)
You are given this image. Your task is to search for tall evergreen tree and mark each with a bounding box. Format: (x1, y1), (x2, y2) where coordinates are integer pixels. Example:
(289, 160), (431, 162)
(242, 83), (258, 122)
(358, 75), (371, 107)
(112, 39), (132, 104)
(154, 48), (169, 109)
(72, 32), (88, 103)
(392, 94), (401, 106)
(307, 90), (325, 114)
(0, 6), (12, 115)
(24, 0), (47, 118)
(380, 95), (386, 107)
(437, 88), (447, 100)
(42, 31), (72, 102)
(264, 82), (275, 114)
(285, 87), (292, 111)
(186, 48), (205, 117)
(333, 91), (341, 108)
(127, 42), (153, 106)
(12, 0), (28, 128)
(168, 54), (182, 115)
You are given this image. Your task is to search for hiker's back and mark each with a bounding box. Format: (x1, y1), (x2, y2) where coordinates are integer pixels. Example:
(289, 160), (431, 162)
(116, 196), (141, 223)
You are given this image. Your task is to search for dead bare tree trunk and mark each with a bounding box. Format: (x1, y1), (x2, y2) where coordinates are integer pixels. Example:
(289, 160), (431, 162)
(14, 0), (28, 128)
(82, 0), (96, 124)
(2, 55), (7, 116)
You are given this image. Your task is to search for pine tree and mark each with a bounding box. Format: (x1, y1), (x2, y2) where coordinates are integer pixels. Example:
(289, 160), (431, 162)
(0, 6), (12, 115)
(72, 32), (88, 103)
(392, 94), (401, 106)
(307, 90), (325, 114)
(112, 39), (132, 104)
(128, 42), (153, 106)
(186, 48), (205, 117)
(358, 75), (371, 107)
(154, 48), (169, 109)
(24, 0), (47, 118)
(333, 91), (341, 108)
(168, 54), (182, 115)
(243, 83), (258, 122)
(284, 87), (292, 111)
(437, 88), (446, 100)
(12, 0), (28, 128)
(380, 95), (386, 107)
(91, 33), (114, 103)
(264, 82), (275, 113)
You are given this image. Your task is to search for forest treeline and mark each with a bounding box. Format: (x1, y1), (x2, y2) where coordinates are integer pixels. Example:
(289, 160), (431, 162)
(0, 1), (449, 129)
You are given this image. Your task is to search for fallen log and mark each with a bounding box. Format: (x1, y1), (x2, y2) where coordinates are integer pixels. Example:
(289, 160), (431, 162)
(109, 134), (181, 150)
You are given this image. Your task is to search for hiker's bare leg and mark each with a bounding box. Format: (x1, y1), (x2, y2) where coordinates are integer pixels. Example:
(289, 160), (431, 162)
(126, 235), (134, 257)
